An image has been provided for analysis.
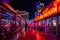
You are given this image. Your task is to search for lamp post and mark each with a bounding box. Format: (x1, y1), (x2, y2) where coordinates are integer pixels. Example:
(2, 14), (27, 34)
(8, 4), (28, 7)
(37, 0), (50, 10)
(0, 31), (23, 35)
(25, 21), (27, 31)
(56, 16), (58, 38)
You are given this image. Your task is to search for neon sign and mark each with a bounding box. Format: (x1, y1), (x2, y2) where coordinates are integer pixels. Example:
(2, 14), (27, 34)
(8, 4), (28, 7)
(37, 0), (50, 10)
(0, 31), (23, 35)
(44, 6), (57, 17)
(35, 0), (60, 21)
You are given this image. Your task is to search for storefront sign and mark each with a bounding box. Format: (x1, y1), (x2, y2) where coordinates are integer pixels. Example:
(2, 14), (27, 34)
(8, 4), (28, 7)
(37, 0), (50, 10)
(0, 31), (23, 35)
(35, 0), (59, 21)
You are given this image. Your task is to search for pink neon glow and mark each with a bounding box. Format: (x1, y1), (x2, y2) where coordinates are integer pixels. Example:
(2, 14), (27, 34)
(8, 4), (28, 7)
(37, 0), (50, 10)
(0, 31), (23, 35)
(34, 22), (38, 27)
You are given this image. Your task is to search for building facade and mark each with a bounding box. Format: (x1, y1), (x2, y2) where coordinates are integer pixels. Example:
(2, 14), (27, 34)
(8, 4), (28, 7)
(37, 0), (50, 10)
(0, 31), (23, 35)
(17, 10), (29, 22)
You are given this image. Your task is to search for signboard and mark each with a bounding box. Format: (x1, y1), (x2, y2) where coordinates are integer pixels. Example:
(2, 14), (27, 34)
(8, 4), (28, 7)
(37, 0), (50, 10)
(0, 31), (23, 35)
(35, 0), (60, 21)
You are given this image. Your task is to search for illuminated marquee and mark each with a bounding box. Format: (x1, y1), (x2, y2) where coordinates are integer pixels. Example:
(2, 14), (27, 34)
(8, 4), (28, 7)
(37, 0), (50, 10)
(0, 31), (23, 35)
(35, 0), (60, 21)
(44, 6), (57, 17)
(35, 6), (57, 21)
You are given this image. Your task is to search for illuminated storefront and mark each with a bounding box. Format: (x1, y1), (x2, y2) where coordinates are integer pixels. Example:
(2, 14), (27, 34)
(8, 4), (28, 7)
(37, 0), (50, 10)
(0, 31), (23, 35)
(34, 0), (60, 38)
(0, 2), (25, 40)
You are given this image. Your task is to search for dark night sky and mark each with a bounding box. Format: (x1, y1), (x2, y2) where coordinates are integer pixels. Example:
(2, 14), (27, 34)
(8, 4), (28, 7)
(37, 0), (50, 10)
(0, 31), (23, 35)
(10, 0), (52, 20)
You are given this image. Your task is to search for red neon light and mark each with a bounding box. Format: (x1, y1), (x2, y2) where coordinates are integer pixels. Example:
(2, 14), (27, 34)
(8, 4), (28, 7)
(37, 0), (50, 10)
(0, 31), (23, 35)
(58, 6), (60, 12)
(36, 31), (43, 40)
(35, 0), (60, 21)
(2, 2), (17, 13)
(35, 6), (57, 21)
(44, 6), (57, 16)
(2, 2), (25, 21)
(58, 3), (60, 12)
(35, 16), (40, 21)
(5, 23), (11, 27)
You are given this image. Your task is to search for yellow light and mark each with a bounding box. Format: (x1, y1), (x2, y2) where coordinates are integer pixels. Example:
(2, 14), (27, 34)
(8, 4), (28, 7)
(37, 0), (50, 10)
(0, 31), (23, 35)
(50, 6), (57, 14)
(48, 11), (51, 16)
(38, 9), (42, 12)
(43, 8), (49, 14)
(40, 16), (43, 20)
(44, 13), (48, 17)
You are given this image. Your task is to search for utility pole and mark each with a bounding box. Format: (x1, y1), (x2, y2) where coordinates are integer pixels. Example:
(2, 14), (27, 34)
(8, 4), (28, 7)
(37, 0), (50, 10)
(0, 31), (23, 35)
(25, 21), (27, 31)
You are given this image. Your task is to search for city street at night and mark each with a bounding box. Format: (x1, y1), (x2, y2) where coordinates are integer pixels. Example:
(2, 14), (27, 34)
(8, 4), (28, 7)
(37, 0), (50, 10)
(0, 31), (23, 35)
(17, 29), (57, 40)
(0, 0), (60, 40)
